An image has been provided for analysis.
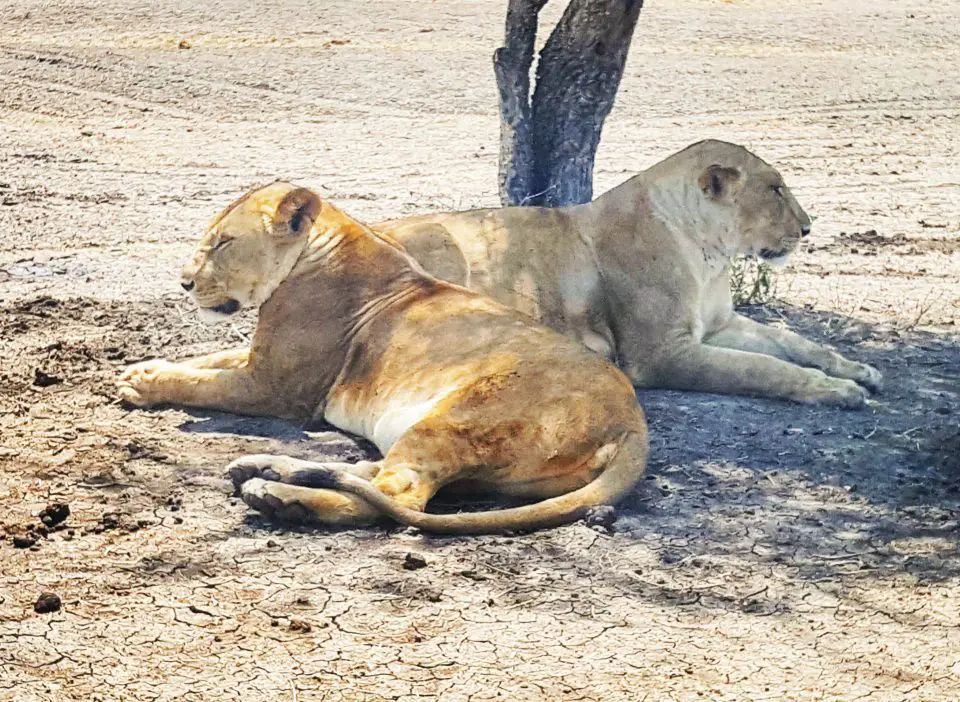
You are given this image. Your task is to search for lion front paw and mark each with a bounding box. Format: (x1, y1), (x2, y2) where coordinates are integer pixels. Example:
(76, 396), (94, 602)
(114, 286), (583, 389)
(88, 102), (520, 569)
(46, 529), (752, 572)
(117, 359), (176, 407)
(809, 376), (869, 410)
(850, 362), (882, 395)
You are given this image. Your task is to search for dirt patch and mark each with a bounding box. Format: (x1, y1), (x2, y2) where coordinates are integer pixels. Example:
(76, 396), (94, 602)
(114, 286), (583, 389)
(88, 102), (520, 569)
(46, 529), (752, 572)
(2, 296), (958, 701)
(812, 229), (960, 257)
(2, 0), (960, 700)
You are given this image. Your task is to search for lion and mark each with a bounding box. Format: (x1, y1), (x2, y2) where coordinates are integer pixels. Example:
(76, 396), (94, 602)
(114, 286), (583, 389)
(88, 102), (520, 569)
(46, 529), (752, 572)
(375, 139), (882, 408)
(117, 182), (648, 534)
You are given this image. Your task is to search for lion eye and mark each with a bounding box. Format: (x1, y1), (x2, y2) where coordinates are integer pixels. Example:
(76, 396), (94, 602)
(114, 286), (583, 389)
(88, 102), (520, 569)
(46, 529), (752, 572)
(773, 185), (784, 197)
(212, 238), (233, 252)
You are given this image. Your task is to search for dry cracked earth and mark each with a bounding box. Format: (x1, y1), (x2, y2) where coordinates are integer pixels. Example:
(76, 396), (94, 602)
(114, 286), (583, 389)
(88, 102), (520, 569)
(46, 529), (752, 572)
(1, 1), (958, 700)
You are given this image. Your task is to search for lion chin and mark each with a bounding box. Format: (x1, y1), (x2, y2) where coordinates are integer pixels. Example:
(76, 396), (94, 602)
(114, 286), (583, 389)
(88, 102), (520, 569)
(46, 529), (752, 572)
(758, 249), (791, 268)
(197, 299), (241, 324)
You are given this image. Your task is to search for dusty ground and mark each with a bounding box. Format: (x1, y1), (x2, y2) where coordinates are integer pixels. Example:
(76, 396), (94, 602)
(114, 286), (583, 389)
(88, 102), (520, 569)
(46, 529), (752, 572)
(1, 0), (959, 700)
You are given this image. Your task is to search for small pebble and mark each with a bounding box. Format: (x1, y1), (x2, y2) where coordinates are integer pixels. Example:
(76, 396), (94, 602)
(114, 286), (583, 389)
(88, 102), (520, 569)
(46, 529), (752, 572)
(289, 619), (312, 633)
(39, 503), (70, 528)
(402, 553), (428, 571)
(34, 593), (61, 614)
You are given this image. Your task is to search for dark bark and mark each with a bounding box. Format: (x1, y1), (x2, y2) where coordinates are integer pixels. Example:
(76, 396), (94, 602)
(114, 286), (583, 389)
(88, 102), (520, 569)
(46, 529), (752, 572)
(495, 0), (643, 207)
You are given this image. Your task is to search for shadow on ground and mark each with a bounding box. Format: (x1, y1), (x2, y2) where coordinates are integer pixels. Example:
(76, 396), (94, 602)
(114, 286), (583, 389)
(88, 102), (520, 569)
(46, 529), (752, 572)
(74, 296), (954, 592)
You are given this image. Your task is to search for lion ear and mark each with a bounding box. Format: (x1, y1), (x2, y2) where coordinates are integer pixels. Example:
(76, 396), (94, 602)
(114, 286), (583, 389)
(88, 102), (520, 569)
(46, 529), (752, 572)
(273, 187), (322, 238)
(699, 164), (743, 201)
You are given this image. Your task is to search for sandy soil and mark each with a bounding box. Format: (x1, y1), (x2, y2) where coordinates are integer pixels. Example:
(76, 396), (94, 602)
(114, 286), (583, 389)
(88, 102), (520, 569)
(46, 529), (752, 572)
(1, 0), (958, 700)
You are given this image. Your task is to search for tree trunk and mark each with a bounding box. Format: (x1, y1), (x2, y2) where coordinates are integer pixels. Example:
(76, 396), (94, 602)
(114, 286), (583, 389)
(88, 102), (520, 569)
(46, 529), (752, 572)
(495, 0), (643, 207)
(494, 0), (550, 206)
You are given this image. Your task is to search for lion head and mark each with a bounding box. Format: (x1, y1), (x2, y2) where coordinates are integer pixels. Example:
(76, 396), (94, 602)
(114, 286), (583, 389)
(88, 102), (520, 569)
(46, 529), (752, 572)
(639, 140), (812, 268)
(180, 182), (322, 322)
(686, 140), (812, 266)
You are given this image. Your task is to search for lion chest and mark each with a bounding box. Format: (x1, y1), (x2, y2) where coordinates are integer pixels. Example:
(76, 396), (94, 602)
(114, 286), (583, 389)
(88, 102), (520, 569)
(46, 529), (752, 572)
(697, 271), (736, 338)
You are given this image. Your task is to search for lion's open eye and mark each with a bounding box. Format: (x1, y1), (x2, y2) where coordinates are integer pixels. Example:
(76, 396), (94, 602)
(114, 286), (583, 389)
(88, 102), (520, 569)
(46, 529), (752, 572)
(772, 185), (784, 197)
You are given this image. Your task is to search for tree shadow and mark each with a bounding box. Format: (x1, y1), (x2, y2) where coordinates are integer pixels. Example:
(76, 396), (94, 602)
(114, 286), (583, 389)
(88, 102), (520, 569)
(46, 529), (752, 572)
(638, 302), (958, 504)
(611, 301), (959, 585)
(179, 411), (314, 442)
(177, 410), (380, 461)
(182, 301), (958, 592)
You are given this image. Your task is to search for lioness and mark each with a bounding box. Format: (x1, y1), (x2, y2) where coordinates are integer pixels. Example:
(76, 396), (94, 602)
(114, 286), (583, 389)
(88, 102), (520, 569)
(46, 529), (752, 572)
(117, 182), (647, 534)
(376, 140), (881, 408)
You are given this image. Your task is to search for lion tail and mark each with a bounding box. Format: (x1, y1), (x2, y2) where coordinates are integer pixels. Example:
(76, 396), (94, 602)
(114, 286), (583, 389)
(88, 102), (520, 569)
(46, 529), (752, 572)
(312, 430), (647, 535)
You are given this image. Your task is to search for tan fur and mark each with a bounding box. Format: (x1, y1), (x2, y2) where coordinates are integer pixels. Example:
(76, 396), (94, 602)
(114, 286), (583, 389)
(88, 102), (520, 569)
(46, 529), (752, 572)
(117, 182), (648, 534)
(376, 140), (882, 408)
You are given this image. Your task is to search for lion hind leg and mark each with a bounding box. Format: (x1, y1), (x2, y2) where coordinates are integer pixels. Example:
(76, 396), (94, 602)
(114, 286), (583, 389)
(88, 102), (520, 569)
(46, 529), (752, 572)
(240, 478), (381, 526)
(233, 456), (436, 527)
(228, 454), (380, 493)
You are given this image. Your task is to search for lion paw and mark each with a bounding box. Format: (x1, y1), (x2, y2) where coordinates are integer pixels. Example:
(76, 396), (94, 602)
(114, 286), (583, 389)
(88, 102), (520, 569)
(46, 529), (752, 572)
(850, 363), (882, 395)
(813, 377), (869, 409)
(240, 478), (313, 523)
(227, 454), (289, 493)
(117, 359), (175, 407)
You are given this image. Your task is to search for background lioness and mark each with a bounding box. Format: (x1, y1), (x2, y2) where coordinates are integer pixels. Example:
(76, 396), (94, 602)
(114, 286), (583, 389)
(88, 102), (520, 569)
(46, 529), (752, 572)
(117, 182), (648, 534)
(376, 140), (882, 408)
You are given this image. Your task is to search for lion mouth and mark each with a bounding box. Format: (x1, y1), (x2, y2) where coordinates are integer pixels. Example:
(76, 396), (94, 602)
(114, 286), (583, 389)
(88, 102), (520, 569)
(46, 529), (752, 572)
(759, 248), (789, 261)
(210, 299), (241, 315)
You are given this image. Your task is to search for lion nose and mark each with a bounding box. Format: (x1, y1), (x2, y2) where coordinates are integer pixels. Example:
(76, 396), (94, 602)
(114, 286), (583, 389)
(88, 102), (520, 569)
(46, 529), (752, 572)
(801, 224), (812, 238)
(181, 280), (195, 292)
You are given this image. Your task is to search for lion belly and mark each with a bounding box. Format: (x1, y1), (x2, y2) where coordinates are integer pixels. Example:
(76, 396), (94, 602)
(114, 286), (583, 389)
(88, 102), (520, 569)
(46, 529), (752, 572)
(323, 380), (462, 455)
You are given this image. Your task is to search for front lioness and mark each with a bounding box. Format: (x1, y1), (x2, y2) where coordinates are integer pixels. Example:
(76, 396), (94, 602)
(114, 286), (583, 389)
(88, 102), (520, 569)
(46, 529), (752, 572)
(377, 139), (881, 408)
(117, 182), (647, 534)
